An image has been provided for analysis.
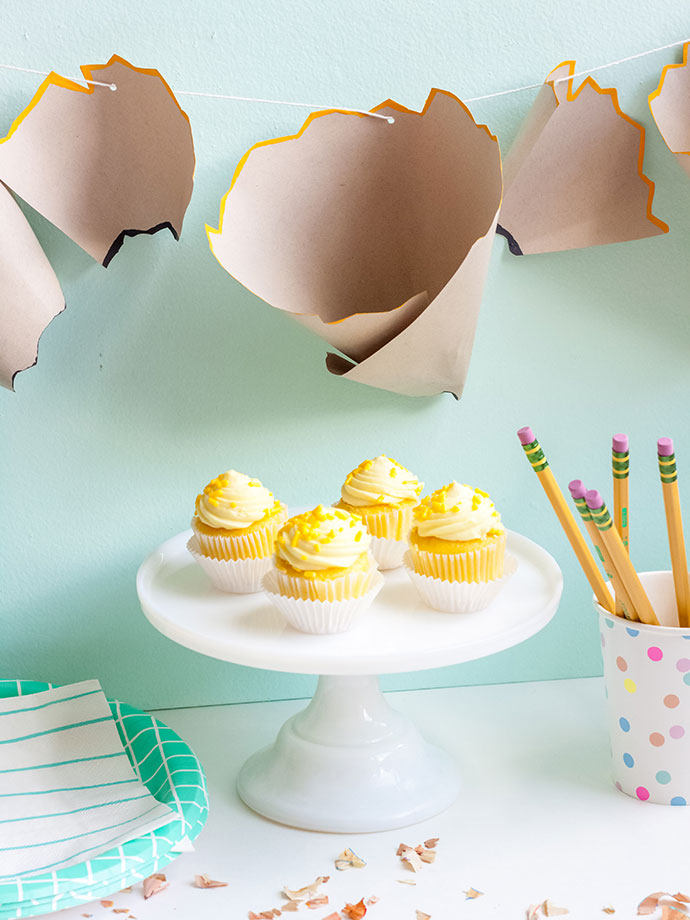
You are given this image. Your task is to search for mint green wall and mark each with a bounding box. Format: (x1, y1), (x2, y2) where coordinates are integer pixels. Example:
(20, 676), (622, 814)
(3, 1), (690, 709)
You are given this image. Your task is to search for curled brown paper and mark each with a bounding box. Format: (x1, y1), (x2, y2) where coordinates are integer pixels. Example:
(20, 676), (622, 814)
(649, 42), (690, 179)
(208, 89), (502, 397)
(498, 61), (667, 255)
(0, 55), (195, 389)
(0, 183), (64, 389)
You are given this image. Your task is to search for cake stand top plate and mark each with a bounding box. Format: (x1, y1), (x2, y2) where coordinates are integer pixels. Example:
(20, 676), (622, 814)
(137, 529), (562, 676)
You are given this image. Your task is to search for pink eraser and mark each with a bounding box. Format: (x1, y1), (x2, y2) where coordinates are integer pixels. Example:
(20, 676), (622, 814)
(518, 426), (535, 445)
(658, 437), (674, 456)
(585, 489), (604, 510)
(612, 434), (629, 453)
(568, 480), (587, 499)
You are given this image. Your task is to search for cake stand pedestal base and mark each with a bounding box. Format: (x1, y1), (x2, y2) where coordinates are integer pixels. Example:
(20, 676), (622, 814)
(237, 675), (459, 833)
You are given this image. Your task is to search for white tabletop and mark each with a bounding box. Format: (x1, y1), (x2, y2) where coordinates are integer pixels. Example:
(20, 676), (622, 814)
(137, 529), (562, 674)
(47, 678), (687, 920)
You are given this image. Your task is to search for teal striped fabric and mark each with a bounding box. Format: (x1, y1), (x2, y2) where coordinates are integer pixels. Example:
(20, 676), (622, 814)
(0, 680), (208, 919)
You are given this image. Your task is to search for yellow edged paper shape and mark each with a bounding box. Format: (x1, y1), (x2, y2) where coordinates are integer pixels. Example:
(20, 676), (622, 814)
(498, 61), (667, 255)
(0, 55), (195, 390)
(649, 42), (690, 179)
(208, 89), (502, 398)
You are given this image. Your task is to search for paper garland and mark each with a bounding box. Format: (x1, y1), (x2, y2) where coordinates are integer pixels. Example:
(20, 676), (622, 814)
(0, 55), (195, 390)
(649, 41), (690, 179)
(3, 45), (690, 396)
(208, 89), (502, 398)
(498, 61), (668, 255)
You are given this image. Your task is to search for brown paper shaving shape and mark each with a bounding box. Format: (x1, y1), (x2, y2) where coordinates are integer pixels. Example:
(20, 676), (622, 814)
(0, 55), (194, 389)
(650, 42), (690, 179)
(499, 61), (667, 255)
(0, 182), (64, 389)
(208, 88), (502, 398)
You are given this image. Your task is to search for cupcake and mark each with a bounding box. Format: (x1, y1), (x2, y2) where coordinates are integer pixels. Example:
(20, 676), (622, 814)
(187, 470), (287, 593)
(405, 481), (514, 612)
(262, 505), (383, 633)
(336, 455), (423, 569)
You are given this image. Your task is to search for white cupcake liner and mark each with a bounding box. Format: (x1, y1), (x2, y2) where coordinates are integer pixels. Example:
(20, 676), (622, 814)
(191, 503), (286, 561)
(369, 535), (406, 570)
(403, 552), (518, 613)
(187, 535), (272, 593)
(262, 570), (385, 634)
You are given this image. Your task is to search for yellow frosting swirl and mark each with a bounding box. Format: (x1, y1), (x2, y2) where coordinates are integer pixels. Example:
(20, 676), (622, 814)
(413, 481), (503, 542)
(195, 470), (280, 531)
(275, 505), (371, 572)
(341, 455), (423, 507)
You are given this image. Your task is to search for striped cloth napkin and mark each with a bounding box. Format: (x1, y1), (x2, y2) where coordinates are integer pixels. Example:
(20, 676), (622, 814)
(0, 680), (180, 879)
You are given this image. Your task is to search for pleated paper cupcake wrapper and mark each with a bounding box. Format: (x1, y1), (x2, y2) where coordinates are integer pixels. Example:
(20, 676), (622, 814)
(404, 552), (518, 613)
(187, 535), (272, 593)
(263, 570), (385, 634)
(356, 502), (416, 540)
(408, 531), (506, 582)
(191, 504), (287, 561)
(270, 555), (378, 602)
(370, 534), (407, 570)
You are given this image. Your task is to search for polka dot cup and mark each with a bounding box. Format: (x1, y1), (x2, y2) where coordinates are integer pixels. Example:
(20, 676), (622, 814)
(597, 571), (690, 806)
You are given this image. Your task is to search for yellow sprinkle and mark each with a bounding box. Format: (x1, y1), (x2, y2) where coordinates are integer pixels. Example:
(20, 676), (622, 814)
(354, 531), (362, 542)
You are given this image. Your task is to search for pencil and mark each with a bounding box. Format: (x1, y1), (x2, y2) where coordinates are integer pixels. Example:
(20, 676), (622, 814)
(658, 437), (690, 628)
(585, 490), (659, 626)
(517, 427), (613, 613)
(612, 434), (629, 550)
(612, 433), (630, 618)
(569, 479), (637, 621)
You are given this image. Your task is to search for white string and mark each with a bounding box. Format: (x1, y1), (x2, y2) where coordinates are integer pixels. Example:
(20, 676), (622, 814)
(172, 88), (394, 122)
(0, 34), (688, 116)
(465, 37), (690, 102)
(0, 62), (116, 90)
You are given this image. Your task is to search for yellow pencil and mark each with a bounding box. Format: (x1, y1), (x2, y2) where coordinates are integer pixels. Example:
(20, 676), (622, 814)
(612, 434), (630, 618)
(569, 479), (638, 621)
(658, 438), (690, 628)
(586, 490), (659, 626)
(518, 428), (613, 613)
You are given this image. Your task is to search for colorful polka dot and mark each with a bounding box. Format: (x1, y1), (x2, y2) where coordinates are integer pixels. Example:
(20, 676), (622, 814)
(616, 656), (628, 671)
(636, 786), (650, 801)
(670, 725), (685, 739)
(623, 752), (634, 767)
(671, 796), (687, 805)
(664, 694), (680, 708)
(619, 717), (630, 732)
(677, 658), (690, 672)
(624, 678), (637, 693)
(648, 647), (663, 662)
(683, 673), (690, 687)
(650, 732), (665, 747)
(604, 619), (615, 629)
(626, 627), (640, 637)
(656, 771), (671, 784)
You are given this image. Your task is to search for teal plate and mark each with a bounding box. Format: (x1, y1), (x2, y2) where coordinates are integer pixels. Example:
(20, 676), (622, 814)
(0, 680), (208, 919)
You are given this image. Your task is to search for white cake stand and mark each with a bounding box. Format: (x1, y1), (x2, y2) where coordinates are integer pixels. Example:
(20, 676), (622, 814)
(137, 529), (562, 833)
